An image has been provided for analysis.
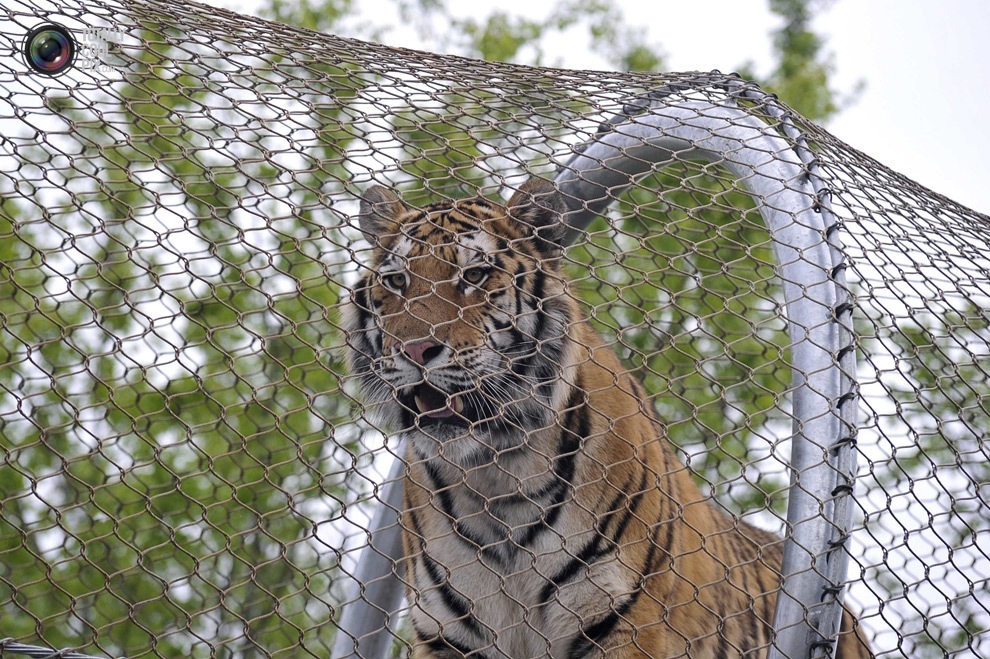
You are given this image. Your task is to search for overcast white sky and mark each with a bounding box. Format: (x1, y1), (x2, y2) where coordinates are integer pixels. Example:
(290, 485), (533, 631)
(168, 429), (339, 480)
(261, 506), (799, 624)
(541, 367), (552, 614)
(822, 2), (990, 214)
(210, 0), (990, 214)
(652, 0), (990, 215)
(503, 0), (990, 215)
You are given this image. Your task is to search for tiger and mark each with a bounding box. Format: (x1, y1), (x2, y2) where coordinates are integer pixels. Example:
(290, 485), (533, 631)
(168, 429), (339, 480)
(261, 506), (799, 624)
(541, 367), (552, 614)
(344, 177), (873, 658)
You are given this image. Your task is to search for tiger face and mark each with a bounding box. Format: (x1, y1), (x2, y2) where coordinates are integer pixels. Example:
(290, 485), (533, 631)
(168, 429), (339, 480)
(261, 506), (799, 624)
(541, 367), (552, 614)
(346, 178), (579, 460)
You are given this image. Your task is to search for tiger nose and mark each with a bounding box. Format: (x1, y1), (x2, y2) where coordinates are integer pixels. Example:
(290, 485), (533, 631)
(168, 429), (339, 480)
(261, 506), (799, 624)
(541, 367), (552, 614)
(402, 340), (444, 366)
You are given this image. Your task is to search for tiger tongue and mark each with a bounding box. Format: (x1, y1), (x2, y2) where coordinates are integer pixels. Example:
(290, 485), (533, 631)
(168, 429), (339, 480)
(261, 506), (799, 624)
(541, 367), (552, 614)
(414, 385), (463, 418)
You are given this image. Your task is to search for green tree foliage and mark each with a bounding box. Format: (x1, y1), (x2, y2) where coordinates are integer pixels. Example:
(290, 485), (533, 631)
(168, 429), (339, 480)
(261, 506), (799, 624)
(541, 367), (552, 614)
(565, 168), (790, 514)
(857, 304), (990, 658)
(765, 0), (839, 119)
(293, 0), (667, 71)
(0, 22), (365, 658)
(442, 0), (666, 71)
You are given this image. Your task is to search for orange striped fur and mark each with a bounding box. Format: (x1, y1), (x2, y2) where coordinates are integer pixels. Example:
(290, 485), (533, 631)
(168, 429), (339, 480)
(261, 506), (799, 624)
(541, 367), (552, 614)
(345, 178), (872, 658)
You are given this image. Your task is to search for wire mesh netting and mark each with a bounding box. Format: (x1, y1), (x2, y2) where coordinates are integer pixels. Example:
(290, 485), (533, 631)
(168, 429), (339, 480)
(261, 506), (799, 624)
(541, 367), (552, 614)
(1, 1), (988, 658)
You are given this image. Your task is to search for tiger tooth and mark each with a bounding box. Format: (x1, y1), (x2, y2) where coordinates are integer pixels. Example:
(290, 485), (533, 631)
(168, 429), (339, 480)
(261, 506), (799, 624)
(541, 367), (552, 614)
(452, 396), (463, 415)
(414, 394), (426, 413)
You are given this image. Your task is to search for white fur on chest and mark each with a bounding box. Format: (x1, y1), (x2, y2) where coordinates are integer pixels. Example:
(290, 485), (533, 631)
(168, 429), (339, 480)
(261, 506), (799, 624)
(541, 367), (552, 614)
(406, 435), (636, 659)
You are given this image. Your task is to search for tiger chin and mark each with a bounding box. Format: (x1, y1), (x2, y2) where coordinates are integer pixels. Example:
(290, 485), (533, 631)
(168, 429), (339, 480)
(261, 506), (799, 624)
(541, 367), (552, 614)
(344, 178), (872, 659)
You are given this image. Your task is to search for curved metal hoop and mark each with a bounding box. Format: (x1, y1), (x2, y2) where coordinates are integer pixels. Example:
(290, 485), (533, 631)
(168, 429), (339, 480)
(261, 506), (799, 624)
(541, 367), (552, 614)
(554, 77), (858, 659)
(334, 75), (859, 659)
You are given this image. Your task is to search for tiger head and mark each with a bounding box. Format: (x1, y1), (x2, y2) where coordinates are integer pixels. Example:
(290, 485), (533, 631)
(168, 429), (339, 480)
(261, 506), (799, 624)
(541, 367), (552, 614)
(345, 178), (580, 453)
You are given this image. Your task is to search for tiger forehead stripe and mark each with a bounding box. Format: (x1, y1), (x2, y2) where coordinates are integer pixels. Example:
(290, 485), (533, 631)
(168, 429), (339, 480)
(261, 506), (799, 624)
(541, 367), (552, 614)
(382, 203), (498, 254)
(385, 235), (415, 262)
(455, 231), (495, 266)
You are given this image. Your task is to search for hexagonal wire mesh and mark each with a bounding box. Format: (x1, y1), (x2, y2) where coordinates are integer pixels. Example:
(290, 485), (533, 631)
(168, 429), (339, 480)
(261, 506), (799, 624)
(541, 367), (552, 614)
(0, 1), (987, 658)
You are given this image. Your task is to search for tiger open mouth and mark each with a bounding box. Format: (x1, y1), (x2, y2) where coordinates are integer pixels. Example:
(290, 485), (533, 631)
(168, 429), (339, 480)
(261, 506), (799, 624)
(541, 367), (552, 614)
(411, 383), (464, 420)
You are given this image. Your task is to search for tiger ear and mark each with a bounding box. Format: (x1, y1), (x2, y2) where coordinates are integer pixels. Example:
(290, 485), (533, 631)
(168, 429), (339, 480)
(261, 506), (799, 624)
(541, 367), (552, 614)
(507, 178), (568, 254)
(358, 186), (408, 237)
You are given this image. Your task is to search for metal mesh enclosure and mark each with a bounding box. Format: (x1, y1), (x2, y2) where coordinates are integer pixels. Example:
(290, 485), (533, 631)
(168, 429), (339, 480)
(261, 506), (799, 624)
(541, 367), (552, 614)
(1, 1), (988, 658)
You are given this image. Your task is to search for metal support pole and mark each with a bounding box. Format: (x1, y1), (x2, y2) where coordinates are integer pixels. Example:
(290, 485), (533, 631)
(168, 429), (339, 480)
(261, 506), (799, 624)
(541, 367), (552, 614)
(330, 452), (406, 659)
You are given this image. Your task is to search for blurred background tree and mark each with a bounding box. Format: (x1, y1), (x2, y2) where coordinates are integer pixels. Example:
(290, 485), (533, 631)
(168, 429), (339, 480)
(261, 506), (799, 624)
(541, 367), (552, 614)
(265, 0), (851, 121)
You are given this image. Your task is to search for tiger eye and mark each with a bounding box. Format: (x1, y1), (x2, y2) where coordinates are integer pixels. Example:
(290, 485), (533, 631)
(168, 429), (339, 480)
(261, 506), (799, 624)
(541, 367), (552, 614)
(383, 272), (407, 289)
(462, 267), (487, 285)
